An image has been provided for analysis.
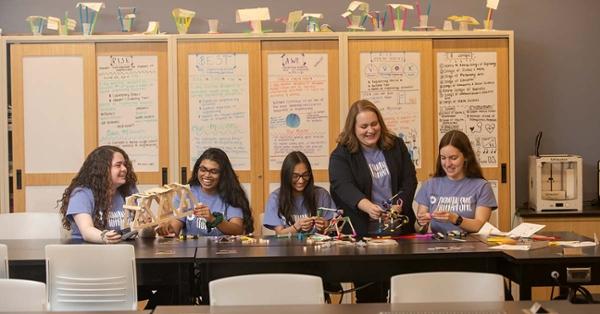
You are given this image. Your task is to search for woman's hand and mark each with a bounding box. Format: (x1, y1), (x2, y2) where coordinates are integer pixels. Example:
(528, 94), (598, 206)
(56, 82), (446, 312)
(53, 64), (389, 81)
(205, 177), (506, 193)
(416, 208), (432, 226)
(193, 203), (214, 223)
(431, 211), (456, 223)
(313, 217), (328, 232)
(360, 200), (386, 220)
(299, 217), (314, 232)
(101, 230), (122, 244)
(155, 219), (184, 237)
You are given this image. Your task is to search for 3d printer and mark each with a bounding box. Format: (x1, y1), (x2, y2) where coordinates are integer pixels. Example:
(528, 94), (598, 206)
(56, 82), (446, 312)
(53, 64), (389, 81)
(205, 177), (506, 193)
(528, 154), (583, 212)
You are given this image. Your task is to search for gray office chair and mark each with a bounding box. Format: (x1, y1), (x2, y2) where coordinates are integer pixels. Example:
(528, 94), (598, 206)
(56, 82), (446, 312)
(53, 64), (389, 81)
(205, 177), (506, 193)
(0, 244), (7, 278)
(390, 271), (504, 303)
(0, 278), (46, 311)
(209, 273), (324, 305)
(45, 244), (137, 311)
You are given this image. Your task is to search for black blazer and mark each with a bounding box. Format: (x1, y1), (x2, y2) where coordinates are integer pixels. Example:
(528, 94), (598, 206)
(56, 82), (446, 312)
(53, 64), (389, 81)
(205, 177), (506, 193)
(329, 137), (418, 236)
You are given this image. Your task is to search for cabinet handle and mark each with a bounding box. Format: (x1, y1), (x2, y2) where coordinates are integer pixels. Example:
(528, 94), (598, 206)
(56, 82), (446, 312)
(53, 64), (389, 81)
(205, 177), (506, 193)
(181, 167), (187, 184)
(16, 169), (22, 190)
(162, 167), (168, 185)
(501, 163), (507, 183)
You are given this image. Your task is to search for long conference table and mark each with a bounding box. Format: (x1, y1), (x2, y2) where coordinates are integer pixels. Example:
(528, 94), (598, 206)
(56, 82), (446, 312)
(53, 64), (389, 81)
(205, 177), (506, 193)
(4, 232), (600, 304)
(154, 301), (600, 314)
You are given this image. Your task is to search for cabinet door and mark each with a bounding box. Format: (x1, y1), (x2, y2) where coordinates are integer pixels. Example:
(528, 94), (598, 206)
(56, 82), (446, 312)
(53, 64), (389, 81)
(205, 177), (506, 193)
(261, 40), (340, 207)
(177, 41), (263, 231)
(96, 42), (169, 191)
(10, 43), (96, 212)
(433, 39), (510, 229)
(348, 39), (435, 181)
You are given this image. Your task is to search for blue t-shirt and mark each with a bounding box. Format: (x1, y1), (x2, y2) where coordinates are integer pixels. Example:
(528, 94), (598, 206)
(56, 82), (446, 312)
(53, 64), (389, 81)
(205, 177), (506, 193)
(263, 186), (336, 229)
(66, 186), (135, 239)
(362, 147), (392, 233)
(415, 176), (497, 233)
(177, 185), (243, 236)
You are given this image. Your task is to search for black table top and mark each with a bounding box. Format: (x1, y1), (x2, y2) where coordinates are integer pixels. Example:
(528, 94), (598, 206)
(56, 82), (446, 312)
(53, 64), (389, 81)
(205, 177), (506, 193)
(517, 205), (600, 218)
(154, 301), (600, 314)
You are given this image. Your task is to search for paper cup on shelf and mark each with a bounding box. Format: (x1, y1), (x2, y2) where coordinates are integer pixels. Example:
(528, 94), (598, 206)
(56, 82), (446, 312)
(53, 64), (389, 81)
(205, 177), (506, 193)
(443, 20), (453, 31)
(458, 21), (469, 31)
(208, 19), (219, 33)
(419, 15), (429, 27)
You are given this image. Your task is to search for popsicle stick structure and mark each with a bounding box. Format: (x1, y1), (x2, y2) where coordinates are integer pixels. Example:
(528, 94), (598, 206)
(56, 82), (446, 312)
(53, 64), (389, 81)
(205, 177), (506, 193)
(143, 21), (160, 35)
(25, 16), (47, 35)
(47, 14), (77, 35)
(276, 10), (303, 33)
(322, 209), (357, 239)
(236, 7), (270, 34)
(123, 183), (198, 231)
(302, 13), (324, 32)
(342, 1), (369, 31)
(447, 15), (480, 31)
(117, 6), (136, 32)
(368, 10), (386, 31)
(484, 0), (500, 30)
(387, 4), (414, 31)
(76, 2), (105, 35)
(172, 8), (195, 34)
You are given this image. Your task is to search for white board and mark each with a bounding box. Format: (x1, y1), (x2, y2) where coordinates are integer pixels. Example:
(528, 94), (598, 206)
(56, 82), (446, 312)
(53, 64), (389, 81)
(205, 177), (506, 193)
(23, 56), (85, 173)
(268, 53), (330, 170)
(360, 52), (422, 168)
(97, 55), (160, 172)
(188, 53), (251, 170)
(437, 52), (499, 167)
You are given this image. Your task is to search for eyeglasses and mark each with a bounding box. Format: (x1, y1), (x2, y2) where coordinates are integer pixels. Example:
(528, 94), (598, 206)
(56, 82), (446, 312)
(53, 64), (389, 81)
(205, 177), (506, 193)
(199, 166), (220, 176)
(292, 172), (311, 183)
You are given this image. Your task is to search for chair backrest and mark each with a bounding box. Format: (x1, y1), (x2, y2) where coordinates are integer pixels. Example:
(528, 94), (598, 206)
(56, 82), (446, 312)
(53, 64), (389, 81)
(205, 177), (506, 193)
(209, 273), (324, 305)
(0, 278), (46, 311)
(0, 212), (63, 239)
(45, 244), (137, 311)
(390, 272), (504, 303)
(260, 213), (276, 236)
(0, 244), (7, 278)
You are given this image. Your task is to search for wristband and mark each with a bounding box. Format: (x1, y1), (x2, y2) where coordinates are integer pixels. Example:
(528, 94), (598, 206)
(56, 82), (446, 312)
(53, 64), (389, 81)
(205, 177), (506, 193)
(206, 212), (224, 232)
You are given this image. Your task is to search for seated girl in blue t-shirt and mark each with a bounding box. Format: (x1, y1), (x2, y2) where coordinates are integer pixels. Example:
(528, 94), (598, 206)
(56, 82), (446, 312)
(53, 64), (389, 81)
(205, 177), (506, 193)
(263, 151), (336, 235)
(59, 145), (139, 244)
(415, 130), (497, 234)
(156, 148), (253, 237)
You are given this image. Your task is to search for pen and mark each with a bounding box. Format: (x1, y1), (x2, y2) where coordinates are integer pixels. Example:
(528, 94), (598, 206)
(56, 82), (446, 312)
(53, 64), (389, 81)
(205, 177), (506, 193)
(451, 237), (467, 242)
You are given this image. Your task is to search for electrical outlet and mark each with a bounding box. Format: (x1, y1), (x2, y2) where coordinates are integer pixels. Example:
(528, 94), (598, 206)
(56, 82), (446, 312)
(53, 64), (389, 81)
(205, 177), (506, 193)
(566, 267), (591, 283)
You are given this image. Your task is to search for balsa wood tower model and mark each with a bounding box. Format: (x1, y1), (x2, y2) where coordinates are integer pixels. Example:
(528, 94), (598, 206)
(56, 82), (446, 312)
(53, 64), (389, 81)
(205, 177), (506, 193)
(123, 183), (198, 231)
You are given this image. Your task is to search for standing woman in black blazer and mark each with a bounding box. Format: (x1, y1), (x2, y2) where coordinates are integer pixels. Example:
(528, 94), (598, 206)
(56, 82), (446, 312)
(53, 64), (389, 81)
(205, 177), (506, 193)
(329, 99), (418, 301)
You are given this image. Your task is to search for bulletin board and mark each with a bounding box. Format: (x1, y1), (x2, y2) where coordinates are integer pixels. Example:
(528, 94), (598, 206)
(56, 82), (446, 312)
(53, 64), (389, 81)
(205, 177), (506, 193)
(261, 41), (340, 204)
(96, 42), (169, 186)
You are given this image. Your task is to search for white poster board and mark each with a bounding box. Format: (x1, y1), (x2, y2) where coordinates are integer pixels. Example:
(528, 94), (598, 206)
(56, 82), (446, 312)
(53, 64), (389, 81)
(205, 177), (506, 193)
(23, 56), (85, 173)
(268, 53), (329, 170)
(188, 53), (251, 170)
(437, 51), (498, 167)
(360, 52), (422, 168)
(97, 55), (159, 172)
